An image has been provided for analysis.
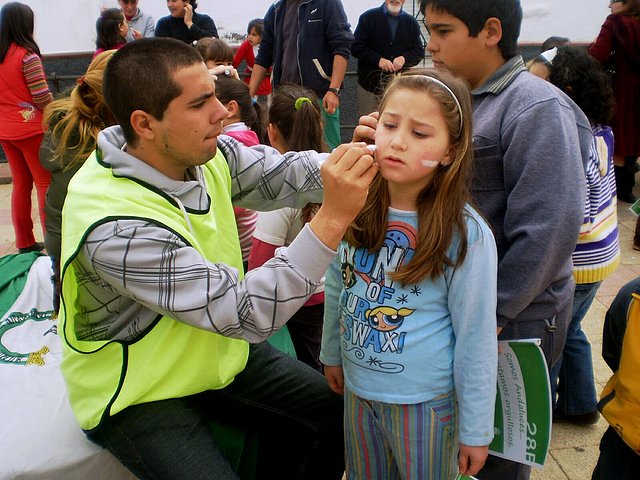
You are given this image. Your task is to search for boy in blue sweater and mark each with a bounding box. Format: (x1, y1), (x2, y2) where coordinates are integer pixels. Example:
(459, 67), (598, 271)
(421, 1), (592, 478)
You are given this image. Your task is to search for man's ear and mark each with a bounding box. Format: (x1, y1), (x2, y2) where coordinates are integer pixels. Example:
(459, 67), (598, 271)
(130, 110), (156, 142)
(484, 17), (503, 48)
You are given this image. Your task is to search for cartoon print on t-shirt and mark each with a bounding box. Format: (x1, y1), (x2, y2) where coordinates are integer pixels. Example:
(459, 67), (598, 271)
(339, 220), (420, 374)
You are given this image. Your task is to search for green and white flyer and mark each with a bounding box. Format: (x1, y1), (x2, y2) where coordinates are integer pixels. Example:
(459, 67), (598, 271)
(489, 339), (552, 468)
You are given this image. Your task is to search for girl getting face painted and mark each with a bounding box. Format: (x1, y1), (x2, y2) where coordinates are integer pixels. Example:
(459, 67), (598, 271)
(372, 71), (468, 210)
(323, 69), (497, 480)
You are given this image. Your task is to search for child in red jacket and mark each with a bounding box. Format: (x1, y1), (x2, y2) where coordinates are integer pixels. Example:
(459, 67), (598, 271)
(233, 19), (271, 101)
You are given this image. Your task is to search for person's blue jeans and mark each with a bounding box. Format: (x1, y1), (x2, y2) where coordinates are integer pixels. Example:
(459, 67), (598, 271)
(86, 341), (344, 480)
(550, 281), (601, 415)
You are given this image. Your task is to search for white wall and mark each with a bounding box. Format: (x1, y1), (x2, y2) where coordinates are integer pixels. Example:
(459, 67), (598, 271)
(0, 0), (612, 55)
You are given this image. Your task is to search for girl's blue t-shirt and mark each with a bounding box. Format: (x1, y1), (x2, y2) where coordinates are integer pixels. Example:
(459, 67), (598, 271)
(321, 204), (499, 446)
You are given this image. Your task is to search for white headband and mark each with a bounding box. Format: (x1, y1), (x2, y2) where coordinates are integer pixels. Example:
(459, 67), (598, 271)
(419, 75), (463, 131)
(539, 47), (558, 65)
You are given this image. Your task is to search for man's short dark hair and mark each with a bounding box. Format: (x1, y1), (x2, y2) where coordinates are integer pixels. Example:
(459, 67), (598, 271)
(103, 37), (204, 145)
(421, 0), (522, 60)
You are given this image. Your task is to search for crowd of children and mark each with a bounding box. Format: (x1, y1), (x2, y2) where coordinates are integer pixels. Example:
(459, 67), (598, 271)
(3, 1), (640, 479)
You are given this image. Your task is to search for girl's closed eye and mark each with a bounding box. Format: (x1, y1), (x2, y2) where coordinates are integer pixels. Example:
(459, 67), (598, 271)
(382, 122), (397, 130)
(413, 130), (428, 139)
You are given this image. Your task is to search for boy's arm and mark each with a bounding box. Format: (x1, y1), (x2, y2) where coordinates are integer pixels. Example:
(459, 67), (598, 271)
(495, 99), (587, 326)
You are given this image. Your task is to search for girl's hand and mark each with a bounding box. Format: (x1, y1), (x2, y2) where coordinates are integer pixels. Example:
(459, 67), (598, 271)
(352, 111), (378, 144)
(324, 365), (344, 394)
(184, 3), (193, 28)
(458, 444), (489, 476)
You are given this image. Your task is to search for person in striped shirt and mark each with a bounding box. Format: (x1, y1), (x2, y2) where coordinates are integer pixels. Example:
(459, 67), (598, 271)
(538, 44), (621, 425)
(0, 1), (53, 254)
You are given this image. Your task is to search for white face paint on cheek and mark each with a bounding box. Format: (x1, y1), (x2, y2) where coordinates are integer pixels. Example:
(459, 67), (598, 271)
(421, 159), (439, 168)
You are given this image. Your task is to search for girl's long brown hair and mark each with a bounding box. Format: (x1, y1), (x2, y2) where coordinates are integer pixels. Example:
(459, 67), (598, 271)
(42, 50), (116, 171)
(345, 68), (474, 285)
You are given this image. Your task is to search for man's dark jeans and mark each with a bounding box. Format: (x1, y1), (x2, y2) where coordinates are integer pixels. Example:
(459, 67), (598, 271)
(87, 341), (344, 479)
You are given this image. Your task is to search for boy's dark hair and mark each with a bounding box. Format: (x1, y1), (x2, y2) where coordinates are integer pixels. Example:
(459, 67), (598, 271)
(103, 37), (204, 145)
(214, 76), (265, 143)
(96, 8), (124, 51)
(0, 2), (40, 62)
(548, 45), (614, 126)
(421, 0), (522, 60)
(194, 37), (233, 64)
(247, 18), (263, 36)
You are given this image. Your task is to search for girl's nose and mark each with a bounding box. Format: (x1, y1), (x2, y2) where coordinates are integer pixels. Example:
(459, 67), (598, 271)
(390, 132), (407, 150)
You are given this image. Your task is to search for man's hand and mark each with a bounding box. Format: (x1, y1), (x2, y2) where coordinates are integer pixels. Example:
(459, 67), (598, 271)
(209, 65), (240, 80)
(324, 365), (344, 394)
(323, 90), (340, 115)
(249, 64), (268, 97)
(392, 56), (405, 71)
(132, 29), (142, 40)
(309, 143), (378, 249)
(183, 3), (193, 28)
(352, 111), (379, 144)
(378, 58), (395, 72)
(458, 444), (489, 477)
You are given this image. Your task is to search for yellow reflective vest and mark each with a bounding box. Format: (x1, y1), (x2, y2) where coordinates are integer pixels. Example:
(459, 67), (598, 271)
(59, 149), (249, 430)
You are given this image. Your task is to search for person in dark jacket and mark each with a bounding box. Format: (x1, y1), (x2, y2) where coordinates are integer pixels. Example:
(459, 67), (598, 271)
(155, 0), (217, 43)
(589, 0), (640, 204)
(248, 0), (353, 150)
(351, 0), (424, 116)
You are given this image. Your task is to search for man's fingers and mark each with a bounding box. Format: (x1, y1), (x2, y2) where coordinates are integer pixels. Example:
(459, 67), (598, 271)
(323, 143), (366, 166)
(330, 145), (372, 174)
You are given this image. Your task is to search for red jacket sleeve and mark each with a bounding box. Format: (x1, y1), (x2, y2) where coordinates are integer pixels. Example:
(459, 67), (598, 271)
(248, 238), (278, 270)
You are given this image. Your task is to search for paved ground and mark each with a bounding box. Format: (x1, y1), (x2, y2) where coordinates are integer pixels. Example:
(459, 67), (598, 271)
(1, 164), (638, 478)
